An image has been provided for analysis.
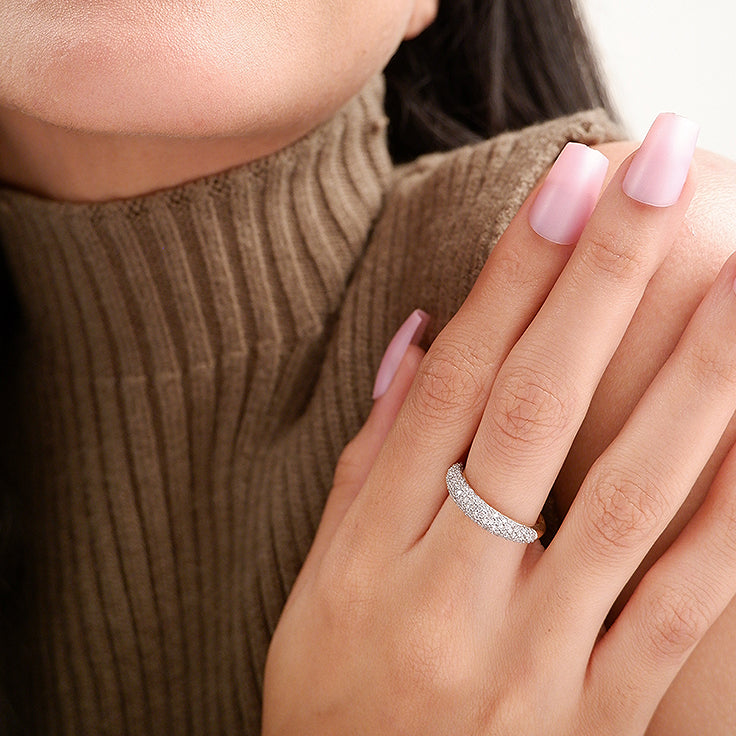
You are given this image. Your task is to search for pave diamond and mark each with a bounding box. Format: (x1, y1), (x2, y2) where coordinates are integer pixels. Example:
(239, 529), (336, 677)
(445, 463), (540, 544)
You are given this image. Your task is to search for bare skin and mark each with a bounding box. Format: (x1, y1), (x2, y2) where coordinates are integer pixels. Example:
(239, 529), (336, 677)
(1, 2), (735, 731)
(263, 144), (736, 734)
(557, 142), (736, 734)
(0, 0), (438, 200)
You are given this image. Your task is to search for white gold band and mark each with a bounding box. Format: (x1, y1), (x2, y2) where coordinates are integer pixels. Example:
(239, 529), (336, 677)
(446, 463), (545, 544)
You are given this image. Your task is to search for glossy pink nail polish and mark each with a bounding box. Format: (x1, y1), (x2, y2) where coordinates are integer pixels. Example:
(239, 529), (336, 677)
(372, 310), (430, 399)
(529, 142), (609, 245)
(623, 113), (699, 207)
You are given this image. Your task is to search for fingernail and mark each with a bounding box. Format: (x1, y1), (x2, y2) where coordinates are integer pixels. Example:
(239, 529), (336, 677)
(529, 142), (609, 245)
(623, 113), (699, 207)
(372, 309), (430, 399)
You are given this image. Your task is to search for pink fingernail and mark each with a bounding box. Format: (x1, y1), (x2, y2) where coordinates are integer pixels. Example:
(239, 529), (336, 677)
(529, 142), (609, 245)
(623, 113), (699, 207)
(372, 310), (430, 399)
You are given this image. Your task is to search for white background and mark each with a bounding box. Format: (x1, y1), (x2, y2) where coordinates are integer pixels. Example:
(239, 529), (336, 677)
(579, 0), (736, 159)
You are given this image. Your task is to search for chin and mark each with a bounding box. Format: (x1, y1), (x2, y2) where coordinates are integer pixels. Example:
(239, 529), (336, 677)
(0, 6), (395, 140)
(3, 49), (334, 139)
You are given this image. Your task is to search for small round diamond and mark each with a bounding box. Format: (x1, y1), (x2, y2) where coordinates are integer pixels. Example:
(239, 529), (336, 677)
(445, 463), (541, 544)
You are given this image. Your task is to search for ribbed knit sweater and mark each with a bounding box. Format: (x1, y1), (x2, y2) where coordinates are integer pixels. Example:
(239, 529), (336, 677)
(0, 76), (619, 734)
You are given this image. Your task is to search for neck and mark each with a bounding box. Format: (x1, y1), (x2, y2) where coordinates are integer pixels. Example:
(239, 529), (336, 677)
(0, 105), (318, 203)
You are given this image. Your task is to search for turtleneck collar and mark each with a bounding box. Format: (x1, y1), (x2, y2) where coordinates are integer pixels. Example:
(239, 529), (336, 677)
(0, 74), (392, 377)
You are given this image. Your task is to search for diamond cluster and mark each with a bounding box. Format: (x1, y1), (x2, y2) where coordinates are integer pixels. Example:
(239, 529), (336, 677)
(445, 463), (538, 544)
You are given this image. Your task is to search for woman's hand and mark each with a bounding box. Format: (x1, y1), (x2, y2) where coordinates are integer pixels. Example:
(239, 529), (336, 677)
(262, 115), (736, 734)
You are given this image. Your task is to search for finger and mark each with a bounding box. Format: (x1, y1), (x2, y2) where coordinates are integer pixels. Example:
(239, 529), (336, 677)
(358, 143), (608, 546)
(436, 113), (698, 561)
(584, 435), (736, 732)
(303, 338), (425, 576)
(544, 249), (736, 640)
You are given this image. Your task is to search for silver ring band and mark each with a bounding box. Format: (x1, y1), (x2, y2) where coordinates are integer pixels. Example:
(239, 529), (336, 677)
(446, 463), (545, 544)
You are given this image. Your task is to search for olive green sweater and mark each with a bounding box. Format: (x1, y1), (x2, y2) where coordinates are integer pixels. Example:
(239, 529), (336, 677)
(0, 76), (619, 734)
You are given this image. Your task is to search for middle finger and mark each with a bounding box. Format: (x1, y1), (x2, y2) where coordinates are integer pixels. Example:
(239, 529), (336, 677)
(433, 114), (699, 565)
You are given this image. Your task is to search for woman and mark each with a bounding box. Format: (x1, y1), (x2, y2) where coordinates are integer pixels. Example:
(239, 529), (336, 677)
(0, 1), (735, 733)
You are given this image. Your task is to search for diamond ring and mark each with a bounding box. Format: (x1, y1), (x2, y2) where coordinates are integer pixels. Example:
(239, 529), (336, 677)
(446, 463), (545, 544)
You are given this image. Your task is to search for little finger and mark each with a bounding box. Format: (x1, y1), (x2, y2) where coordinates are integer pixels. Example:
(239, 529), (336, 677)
(584, 437), (736, 733)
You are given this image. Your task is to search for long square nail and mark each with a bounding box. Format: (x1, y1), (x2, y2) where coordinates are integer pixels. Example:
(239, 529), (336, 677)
(622, 113), (699, 207)
(529, 142), (609, 245)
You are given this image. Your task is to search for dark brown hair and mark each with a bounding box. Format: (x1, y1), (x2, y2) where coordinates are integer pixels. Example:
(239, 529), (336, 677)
(384, 0), (615, 163)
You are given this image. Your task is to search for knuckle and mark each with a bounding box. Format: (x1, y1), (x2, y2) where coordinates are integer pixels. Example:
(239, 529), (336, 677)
(702, 489), (736, 563)
(644, 586), (711, 662)
(394, 591), (479, 710)
(581, 226), (650, 282)
(411, 340), (487, 422)
(583, 466), (666, 551)
(484, 687), (532, 735)
(487, 361), (573, 452)
(316, 544), (377, 627)
(479, 655), (551, 734)
(491, 246), (538, 291)
(720, 493), (736, 557)
(685, 340), (736, 392)
(402, 613), (452, 688)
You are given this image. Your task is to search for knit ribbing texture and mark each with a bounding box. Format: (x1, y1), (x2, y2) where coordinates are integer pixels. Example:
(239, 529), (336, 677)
(0, 75), (620, 735)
